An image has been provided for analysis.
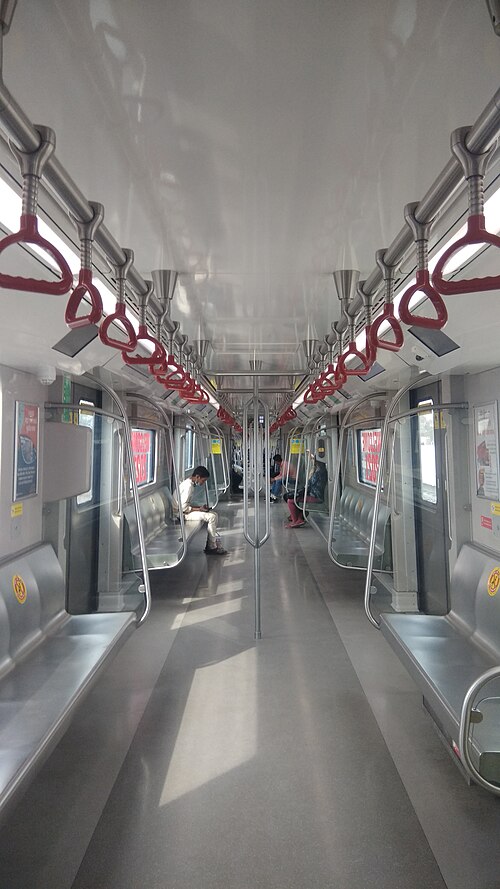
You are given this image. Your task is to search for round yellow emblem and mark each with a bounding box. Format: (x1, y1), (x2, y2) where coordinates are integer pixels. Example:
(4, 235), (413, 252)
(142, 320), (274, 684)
(12, 574), (27, 604)
(487, 567), (500, 597)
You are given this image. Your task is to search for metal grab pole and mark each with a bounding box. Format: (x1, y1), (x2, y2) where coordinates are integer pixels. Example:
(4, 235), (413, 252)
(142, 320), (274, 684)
(242, 379), (270, 639)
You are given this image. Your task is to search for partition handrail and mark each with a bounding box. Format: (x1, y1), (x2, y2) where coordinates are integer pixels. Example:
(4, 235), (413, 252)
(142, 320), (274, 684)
(209, 424), (230, 493)
(126, 392), (188, 567)
(294, 416), (317, 509)
(284, 425), (300, 493)
(363, 376), (467, 628)
(327, 391), (388, 569)
(243, 396), (270, 548)
(459, 666), (500, 796)
(189, 414), (219, 508)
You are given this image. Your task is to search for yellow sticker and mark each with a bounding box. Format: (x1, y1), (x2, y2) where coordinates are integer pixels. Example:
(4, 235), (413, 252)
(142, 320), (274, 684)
(491, 503), (500, 516)
(290, 438), (304, 455)
(12, 574), (27, 604)
(211, 438), (222, 455)
(11, 503), (23, 518)
(487, 567), (500, 597)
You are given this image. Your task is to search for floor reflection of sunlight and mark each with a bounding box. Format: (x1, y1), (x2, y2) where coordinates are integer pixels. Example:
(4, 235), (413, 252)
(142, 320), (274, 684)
(159, 647), (257, 807)
(171, 596), (244, 629)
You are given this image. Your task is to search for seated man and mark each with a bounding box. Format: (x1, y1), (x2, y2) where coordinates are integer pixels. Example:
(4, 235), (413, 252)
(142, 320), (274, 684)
(174, 466), (227, 555)
(270, 453), (283, 501)
(285, 457), (327, 528)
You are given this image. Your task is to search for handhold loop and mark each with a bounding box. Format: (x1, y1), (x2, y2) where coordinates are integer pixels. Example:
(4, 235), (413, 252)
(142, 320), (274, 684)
(99, 248), (137, 350)
(337, 297), (373, 377)
(369, 249), (404, 352)
(65, 201), (104, 329)
(432, 127), (500, 295)
(122, 280), (166, 366)
(398, 202), (448, 329)
(0, 125), (73, 295)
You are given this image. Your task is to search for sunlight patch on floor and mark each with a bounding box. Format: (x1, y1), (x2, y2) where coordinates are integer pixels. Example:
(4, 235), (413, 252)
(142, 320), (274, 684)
(171, 596), (244, 629)
(159, 647), (257, 806)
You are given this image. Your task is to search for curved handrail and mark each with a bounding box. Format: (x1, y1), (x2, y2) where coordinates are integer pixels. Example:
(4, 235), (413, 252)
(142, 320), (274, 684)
(363, 379), (467, 628)
(327, 391), (388, 571)
(0, 126), (73, 295)
(84, 375), (152, 625)
(459, 666), (500, 796)
(126, 392), (188, 568)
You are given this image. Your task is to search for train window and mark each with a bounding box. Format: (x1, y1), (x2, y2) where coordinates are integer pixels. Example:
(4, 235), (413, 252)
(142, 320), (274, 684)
(131, 428), (156, 487)
(184, 428), (195, 473)
(76, 401), (95, 506)
(416, 399), (437, 504)
(356, 428), (382, 487)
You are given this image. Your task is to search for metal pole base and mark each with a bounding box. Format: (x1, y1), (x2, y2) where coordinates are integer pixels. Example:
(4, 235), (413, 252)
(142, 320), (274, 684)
(254, 631), (262, 640)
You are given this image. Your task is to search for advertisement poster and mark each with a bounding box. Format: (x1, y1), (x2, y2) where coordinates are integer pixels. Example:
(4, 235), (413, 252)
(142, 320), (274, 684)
(131, 429), (154, 486)
(474, 403), (499, 500)
(359, 428), (382, 485)
(14, 402), (39, 500)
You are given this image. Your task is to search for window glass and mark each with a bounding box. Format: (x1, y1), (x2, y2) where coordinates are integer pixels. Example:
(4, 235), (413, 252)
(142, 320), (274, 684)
(76, 400), (95, 505)
(131, 428), (155, 487)
(357, 428), (382, 487)
(417, 400), (437, 504)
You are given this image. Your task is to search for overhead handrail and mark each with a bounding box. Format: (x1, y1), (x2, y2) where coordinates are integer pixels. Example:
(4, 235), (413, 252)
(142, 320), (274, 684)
(369, 250), (404, 353)
(432, 126), (500, 295)
(99, 248), (137, 351)
(0, 125), (73, 294)
(459, 666), (500, 797)
(363, 379), (467, 628)
(398, 202), (448, 329)
(243, 383), (270, 639)
(327, 391), (388, 571)
(65, 201), (104, 329)
(122, 280), (166, 367)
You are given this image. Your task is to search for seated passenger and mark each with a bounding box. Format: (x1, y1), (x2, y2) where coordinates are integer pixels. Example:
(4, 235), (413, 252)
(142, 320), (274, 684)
(270, 453), (283, 501)
(285, 458), (327, 528)
(231, 461), (244, 494)
(174, 466), (228, 555)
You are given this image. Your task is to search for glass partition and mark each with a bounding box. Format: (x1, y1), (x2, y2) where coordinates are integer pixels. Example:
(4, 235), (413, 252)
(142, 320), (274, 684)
(43, 403), (147, 616)
(364, 401), (469, 623)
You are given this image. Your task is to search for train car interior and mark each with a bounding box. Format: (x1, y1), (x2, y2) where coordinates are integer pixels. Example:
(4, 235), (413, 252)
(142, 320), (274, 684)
(0, 2), (499, 887)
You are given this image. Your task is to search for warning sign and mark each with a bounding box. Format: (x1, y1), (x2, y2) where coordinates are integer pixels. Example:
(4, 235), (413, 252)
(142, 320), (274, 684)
(12, 574), (27, 604)
(487, 567), (500, 597)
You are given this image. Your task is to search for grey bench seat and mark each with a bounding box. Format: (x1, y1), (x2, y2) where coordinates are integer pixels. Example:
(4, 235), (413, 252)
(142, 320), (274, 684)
(0, 543), (136, 822)
(124, 486), (203, 569)
(331, 486), (392, 569)
(381, 543), (500, 785)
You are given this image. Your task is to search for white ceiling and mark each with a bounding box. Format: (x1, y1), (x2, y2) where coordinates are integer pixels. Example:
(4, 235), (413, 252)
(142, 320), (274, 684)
(0, 0), (499, 391)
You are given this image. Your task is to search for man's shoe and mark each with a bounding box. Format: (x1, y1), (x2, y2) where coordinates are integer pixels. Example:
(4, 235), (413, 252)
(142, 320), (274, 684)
(205, 545), (228, 555)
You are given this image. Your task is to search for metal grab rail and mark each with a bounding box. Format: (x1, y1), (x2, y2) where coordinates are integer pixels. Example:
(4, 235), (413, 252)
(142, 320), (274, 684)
(125, 392), (189, 568)
(363, 378), (467, 628)
(327, 391), (387, 570)
(459, 666), (500, 796)
(294, 417), (316, 509)
(49, 379), (152, 626)
(243, 382), (270, 640)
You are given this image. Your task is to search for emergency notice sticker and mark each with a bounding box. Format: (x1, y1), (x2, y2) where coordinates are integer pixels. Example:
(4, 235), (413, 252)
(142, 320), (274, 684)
(12, 574), (27, 604)
(487, 567), (500, 598)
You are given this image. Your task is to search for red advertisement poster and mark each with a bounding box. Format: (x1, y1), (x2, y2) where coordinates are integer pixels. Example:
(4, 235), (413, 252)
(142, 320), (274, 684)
(14, 402), (39, 500)
(360, 429), (382, 485)
(131, 429), (153, 486)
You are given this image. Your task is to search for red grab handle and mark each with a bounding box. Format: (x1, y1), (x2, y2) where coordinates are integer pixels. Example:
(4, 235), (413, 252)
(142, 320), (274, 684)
(0, 214), (73, 295)
(369, 303), (404, 352)
(304, 386), (321, 405)
(121, 324), (166, 367)
(399, 269), (448, 329)
(65, 267), (103, 329)
(99, 302), (137, 351)
(337, 338), (374, 377)
(432, 214), (500, 295)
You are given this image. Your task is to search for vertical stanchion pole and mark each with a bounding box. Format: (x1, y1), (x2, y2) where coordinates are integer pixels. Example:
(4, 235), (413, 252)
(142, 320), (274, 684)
(253, 377), (262, 639)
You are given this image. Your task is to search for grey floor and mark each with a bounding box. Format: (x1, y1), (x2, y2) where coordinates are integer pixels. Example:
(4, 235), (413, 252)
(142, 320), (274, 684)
(1, 500), (500, 888)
